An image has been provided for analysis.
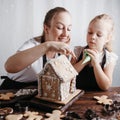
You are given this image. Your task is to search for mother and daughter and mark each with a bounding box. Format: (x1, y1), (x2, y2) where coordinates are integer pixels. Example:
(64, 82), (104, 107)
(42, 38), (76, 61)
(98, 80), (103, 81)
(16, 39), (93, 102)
(1, 7), (118, 91)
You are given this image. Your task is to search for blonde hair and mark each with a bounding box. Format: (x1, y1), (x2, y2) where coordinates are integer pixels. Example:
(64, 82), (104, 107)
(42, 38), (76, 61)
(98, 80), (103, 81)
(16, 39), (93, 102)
(90, 14), (114, 52)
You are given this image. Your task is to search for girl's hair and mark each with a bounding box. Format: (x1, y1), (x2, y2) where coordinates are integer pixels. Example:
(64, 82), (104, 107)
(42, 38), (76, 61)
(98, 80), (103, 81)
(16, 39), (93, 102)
(90, 14), (114, 52)
(41, 7), (70, 42)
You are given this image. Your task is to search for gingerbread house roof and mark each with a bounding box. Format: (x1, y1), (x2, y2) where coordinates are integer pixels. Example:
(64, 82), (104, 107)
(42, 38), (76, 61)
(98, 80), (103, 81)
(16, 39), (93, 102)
(43, 55), (78, 82)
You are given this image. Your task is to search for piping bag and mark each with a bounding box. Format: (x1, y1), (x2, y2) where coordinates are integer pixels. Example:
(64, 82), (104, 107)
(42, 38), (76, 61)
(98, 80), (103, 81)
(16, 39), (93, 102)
(82, 51), (91, 64)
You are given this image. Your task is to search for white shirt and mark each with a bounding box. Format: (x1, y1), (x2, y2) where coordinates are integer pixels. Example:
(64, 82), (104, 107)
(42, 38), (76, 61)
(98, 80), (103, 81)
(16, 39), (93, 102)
(7, 38), (43, 82)
(74, 46), (118, 68)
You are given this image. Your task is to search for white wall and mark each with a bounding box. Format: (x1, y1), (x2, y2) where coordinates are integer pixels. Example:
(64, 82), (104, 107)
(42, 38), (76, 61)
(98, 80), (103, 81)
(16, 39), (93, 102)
(0, 0), (33, 75)
(0, 0), (120, 86)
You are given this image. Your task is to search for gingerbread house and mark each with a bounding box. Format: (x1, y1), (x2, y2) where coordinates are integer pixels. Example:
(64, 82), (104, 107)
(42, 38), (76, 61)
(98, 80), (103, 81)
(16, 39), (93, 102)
(38, 55), (78, 101)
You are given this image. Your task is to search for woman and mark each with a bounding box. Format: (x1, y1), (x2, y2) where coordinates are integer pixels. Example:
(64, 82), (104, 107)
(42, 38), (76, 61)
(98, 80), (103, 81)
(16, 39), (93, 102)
(1, 7), (75, 89)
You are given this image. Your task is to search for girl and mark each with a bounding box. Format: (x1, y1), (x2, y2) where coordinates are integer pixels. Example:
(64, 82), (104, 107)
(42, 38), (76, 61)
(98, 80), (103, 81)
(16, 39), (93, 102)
(74, 14), (118, 91)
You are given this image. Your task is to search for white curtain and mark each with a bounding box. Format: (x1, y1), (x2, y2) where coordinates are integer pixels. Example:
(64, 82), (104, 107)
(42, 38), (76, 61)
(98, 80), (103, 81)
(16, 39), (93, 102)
(0, 0), (120, 86)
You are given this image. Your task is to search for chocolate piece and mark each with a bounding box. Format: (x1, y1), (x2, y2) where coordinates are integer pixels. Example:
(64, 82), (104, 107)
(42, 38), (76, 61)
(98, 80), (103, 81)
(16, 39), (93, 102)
(63, 111), (82, 120)
(84, 109), (99, 119)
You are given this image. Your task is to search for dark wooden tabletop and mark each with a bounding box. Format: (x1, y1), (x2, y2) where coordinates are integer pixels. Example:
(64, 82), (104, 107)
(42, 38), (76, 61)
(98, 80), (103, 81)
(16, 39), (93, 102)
(66, 87), (120, 119)
(0, 87), (120, 119)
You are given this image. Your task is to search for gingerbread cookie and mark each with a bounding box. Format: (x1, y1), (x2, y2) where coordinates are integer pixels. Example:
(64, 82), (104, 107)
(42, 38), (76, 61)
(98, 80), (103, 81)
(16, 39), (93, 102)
(45, 110), (64, 120)
(94, 95), (113, 105)
(23, 111), (43, 120)
(0, 92), (15, 100)
(0, 107), (13, 116)
(116, 112), (120, 120)
(15, 89), (37, 96)
(5, 114), (23, 120)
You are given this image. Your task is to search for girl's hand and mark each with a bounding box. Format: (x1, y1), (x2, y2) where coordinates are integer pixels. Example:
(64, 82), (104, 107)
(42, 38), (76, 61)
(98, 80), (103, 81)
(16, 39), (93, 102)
(70, 54), (77, 65)
(86, 49), (100, 66)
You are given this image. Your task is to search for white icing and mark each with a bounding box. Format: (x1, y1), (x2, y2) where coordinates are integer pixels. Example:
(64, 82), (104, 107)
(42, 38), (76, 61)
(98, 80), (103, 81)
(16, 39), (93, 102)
(38, 55), (78, 101)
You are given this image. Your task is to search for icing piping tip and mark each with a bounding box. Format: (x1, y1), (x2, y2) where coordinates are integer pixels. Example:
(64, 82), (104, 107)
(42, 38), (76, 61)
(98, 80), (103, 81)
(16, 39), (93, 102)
(82, 51), (91, 64)
(82, 56), (91, 64)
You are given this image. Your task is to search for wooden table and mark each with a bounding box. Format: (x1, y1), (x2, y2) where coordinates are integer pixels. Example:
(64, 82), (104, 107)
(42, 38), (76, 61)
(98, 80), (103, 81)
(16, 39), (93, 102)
(66, 87), (120, 119)
(0, 87), (120, 119)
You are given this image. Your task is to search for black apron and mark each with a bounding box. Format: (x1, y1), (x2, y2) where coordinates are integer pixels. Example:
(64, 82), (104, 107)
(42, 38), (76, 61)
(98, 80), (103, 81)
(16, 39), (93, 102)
(76, 47), (106, 91)
(0, 76), (37, 89)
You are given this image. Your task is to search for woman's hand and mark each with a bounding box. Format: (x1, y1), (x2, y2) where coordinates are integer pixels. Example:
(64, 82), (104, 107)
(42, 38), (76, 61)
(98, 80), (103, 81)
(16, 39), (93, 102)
(45, 41), (76, 61)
